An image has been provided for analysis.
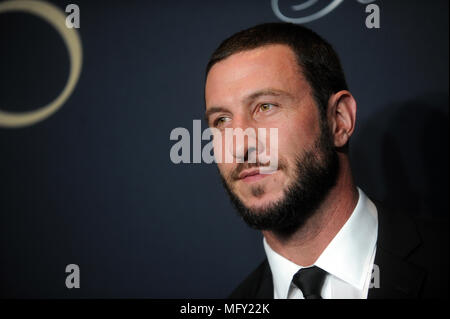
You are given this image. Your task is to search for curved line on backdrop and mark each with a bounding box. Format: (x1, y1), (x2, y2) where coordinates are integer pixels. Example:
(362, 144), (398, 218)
(0, 0), (83, 128)
(291, 0), (319, 11)
(271, 0), (376, 24)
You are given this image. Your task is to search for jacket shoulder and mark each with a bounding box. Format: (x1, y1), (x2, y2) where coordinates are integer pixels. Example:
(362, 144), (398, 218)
(373, 201), (448, 298)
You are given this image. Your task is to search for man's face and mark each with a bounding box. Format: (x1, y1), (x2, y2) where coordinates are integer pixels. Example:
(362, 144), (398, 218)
(205, 44), (338, 233)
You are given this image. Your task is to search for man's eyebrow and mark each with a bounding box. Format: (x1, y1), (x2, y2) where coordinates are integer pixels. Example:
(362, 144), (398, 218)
(243, 88), (294, 104)
(204, 106), (229, 123)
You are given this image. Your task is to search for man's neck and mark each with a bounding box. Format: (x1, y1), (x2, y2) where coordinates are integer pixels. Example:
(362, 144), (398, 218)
(262, 162), (358, 267)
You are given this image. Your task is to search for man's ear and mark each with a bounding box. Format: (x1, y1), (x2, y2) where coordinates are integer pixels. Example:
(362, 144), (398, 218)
(327, 90), (357, 148)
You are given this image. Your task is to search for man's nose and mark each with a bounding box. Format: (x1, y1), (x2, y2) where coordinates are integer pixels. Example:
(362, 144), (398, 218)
(225, 119), (265, 164)
(234, 133), (256, 163)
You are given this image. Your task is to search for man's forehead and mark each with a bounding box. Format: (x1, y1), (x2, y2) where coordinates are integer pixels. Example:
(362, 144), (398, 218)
(205, 44), (306, 105)
(207, 44), (299, 82)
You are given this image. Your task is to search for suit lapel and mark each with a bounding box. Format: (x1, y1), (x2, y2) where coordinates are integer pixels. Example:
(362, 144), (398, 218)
(368, 247), (426, 298)
(254, 260), (274, 298)
(368, 203), (426, 298)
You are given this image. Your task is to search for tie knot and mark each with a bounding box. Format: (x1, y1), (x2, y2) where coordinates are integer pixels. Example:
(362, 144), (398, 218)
(292, 266), (327, 299)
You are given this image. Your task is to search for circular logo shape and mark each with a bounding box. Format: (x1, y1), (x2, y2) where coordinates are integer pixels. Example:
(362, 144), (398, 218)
(0, 0), (82, 128)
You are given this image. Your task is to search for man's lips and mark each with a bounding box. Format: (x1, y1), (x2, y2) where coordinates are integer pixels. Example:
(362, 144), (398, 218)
(238, 168), (271, 183)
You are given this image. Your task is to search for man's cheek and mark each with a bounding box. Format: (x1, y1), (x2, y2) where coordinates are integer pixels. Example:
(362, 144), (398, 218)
(257, 127), (279, 174)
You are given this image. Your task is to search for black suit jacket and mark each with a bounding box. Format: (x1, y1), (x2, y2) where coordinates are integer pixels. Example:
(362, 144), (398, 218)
(229, 203), (449, 299)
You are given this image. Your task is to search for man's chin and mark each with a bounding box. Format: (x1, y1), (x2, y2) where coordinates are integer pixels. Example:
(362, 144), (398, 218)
(239, 192), (286, 214)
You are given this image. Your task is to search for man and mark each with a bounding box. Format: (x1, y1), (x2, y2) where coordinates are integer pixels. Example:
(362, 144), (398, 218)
(204, 23), (447, 299)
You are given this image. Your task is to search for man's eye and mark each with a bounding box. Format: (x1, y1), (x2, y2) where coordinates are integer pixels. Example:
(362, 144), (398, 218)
(214, 117), (230, 126)
(259, 103), (274, 112)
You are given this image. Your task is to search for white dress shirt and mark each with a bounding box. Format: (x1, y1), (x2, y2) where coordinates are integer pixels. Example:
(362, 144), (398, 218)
(263, 187), (378, 299)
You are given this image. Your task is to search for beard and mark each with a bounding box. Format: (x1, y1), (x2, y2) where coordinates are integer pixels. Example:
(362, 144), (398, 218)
(219, 120), (339, 239)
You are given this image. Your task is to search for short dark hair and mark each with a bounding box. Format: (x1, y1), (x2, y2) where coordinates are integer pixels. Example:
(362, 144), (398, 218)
(206, 23), (348, 117)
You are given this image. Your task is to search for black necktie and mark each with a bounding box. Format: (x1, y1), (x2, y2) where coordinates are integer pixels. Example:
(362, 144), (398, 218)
(292, 266), (327, 299)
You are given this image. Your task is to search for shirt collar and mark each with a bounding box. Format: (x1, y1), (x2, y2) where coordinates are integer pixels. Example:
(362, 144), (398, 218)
(263, 187), (378, 298)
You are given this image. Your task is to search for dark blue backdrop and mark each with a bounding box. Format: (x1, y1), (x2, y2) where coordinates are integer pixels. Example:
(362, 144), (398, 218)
(0, 0), (448, 298)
